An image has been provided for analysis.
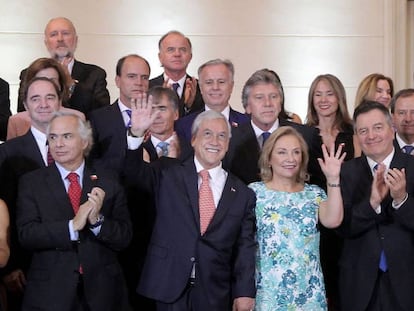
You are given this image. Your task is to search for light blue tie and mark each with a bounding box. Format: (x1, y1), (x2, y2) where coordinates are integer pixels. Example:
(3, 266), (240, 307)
(157, 141), (169, 157)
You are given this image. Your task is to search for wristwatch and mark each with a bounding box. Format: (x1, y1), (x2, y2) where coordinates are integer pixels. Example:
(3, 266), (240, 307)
(89, 214), (104, 228)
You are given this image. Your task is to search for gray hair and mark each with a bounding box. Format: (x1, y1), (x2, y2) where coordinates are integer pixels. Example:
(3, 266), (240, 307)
(197, 59), (235, 82)
(47, 111), (93, 157)
(191, 110), (232, 139)
(241, 68), (284, 109)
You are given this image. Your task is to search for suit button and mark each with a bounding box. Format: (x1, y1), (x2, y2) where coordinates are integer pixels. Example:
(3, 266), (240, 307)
(190, 257), (195, 262)
(380, 236), (384, 240)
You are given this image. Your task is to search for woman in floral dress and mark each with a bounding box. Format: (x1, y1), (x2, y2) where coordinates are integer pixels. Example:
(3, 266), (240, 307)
(249, 126), (345, 310)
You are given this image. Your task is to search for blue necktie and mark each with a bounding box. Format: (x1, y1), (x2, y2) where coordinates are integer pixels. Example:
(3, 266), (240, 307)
(126, 109), (132, 128)
(373, 164), (388, 272)
(403, 145), (414, 155)
(172, 83), (180, 97)
(157, 141), (169, 157)
(262, 132), (271, 147)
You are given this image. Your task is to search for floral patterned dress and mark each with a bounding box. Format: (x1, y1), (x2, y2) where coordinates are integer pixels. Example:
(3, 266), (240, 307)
(249, 182), (327, 311)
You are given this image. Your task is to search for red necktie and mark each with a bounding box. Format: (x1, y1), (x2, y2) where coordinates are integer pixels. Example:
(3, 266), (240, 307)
(67, 172), (81, 214)
(199, 170), (216, 235)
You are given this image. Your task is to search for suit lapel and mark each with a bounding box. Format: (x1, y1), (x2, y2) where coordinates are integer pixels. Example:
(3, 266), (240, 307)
(24, 131), (46, 167)
(207, 173), (238, 231)
(181, 160), (200, 228)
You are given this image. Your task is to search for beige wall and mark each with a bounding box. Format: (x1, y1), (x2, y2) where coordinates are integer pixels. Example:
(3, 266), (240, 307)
(1, 0), (412, 120)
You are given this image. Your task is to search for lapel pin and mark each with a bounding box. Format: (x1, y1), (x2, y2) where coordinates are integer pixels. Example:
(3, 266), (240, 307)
(90, 174), (98, 181)
(231, 121), (238, 128)
(231, 187), (236, 192)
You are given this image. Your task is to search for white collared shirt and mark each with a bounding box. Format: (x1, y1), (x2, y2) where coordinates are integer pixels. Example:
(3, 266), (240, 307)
(30, 126), (48, 165)
(250, 119), (279, 146)
(204, 105), (230, 121)
(395, 133), (414, 151)
(163, 73), (186, 98)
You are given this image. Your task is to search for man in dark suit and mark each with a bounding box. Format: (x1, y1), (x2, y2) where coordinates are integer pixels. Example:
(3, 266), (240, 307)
(0, 77), (64, 310)
(88, 54), (154, 310)
(338, 101), (414, 311)
(17, 17), (110, 116)
(175, 59), (250, 142)
(391, 88), (414, 154)
(150, 30), (204, 117)
(225, 68), (318, 185)
(0, 78), (11, 141)
(16, 112), (132, 311)
(89, 54), (151, 173)
(126, 104), (256, 311)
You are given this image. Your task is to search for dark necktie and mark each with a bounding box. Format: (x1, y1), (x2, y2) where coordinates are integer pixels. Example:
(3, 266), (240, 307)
(126, 109), (132, 128)
(46, 143), (54, 166)
(172, 83), (180, 97)
(262, 132), (271, 147)
(199, 170), (215, 235)
(67, 172), (81, 214)
(157, 141), (169, 157)
(402, 145), (414, 155)
(373, 164), (388, 272)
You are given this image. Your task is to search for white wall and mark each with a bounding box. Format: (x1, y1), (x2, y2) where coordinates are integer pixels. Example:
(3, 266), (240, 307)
(0, 0), (412, 120)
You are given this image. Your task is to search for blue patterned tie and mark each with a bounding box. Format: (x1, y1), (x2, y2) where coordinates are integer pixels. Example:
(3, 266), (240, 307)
(157, 141), (169, 157)
(373, 164), (388, 272)
(126, 109), (132, 128)
(172, 83), (180, 97)
(403, 145), (414, 155)
(262, 132), (271, 148)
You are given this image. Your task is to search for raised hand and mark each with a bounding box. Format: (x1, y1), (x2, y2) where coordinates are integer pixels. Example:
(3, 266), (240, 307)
(129, 93), (160, 137)
(168, 131), (181, 158)
(318, 143), (346, 184)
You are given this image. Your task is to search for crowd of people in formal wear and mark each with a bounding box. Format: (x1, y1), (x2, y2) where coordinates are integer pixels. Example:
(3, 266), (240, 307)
(0, 16), (414, 311)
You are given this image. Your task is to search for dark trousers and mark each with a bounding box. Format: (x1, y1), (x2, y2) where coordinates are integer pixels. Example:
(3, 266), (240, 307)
(366, 270), (403, 311)
(156, 280), (217, 311)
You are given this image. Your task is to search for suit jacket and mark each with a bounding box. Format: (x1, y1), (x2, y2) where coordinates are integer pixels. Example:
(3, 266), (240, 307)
(16, 164), (132, 311)
(174, 107), (250, 143)
(0, 131), (45, 275)
(124, 153), (256, 309)
(149, 74), (204, 117)
(224, 119), (319, 185)
(89, 101), (128, 173)
(18, 60), (110, 117)
(0, 78), (11, 141)
(338, 151), (414, 311)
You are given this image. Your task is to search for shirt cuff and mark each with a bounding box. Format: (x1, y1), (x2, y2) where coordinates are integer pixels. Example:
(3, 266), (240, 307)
(68, 220), (79, 241)
(127, 134), (144, 150)
(392, 193), (408, 209)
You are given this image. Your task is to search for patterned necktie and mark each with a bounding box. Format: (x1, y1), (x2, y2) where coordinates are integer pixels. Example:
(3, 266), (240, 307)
(402, 145), (414, 155)
(199, 170), (216, 235)
(67, 172), (81, 214)
(126, 109), (132, 128)
(373, 164), (388, 272)
(157, 141), (169, 157)
(262, 132), (271, 147)
(172, 83), (180, 97)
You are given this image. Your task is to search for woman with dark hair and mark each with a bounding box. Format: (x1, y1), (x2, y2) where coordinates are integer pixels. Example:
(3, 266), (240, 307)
(7, 58), (84, 140)
(250, 126), (345, 310)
